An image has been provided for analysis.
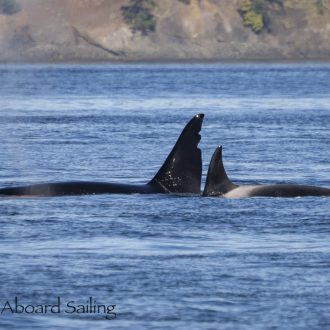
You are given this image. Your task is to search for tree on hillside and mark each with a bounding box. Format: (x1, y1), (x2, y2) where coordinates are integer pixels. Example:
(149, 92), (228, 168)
(121, 0), (156, 35)
(315, 0), (328, 14)
(0, 0), (21, 15)
(238, 0), (283, 33)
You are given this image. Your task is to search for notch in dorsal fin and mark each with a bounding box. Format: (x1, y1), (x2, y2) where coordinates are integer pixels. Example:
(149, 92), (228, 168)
(149, 114), (204, 194)
(203, 146), (237, 196)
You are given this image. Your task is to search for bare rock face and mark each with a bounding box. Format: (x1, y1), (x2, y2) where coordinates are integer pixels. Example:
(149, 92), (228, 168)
(1, 0), (330, 62)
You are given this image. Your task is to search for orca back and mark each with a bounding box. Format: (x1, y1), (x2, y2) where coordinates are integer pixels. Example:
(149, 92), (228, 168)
(0, 114), (204, 197)
(248, 184), (330, 197)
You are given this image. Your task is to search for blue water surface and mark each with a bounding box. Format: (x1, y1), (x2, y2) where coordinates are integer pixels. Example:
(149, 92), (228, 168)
(0, 63), (329, 330)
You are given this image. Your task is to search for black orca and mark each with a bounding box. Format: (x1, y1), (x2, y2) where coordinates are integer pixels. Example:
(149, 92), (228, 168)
(203, 146), (330, 198)
(0, 114), (204, 197)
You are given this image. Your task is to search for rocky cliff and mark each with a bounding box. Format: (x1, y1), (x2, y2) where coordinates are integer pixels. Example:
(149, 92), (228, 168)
(1, 0), (330, 62)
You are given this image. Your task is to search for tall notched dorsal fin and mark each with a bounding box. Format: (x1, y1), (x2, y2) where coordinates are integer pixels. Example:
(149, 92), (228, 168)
(203, 146), (237, 196)
(149, 114), (204, 194)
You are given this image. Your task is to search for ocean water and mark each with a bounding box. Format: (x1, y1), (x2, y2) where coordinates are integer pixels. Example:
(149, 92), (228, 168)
(0, 63), (329, 330)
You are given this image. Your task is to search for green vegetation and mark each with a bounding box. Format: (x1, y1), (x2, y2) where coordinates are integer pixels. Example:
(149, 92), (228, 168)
(238, 0), (283, 33)
(239, 0), (264, 32)
(315, 0), (327, 14)
(178, 0), (191, 4)
(121, 0), (156, 35)
(0, 0), (21, 15)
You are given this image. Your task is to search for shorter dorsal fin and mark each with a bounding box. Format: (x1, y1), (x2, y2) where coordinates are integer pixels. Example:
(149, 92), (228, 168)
(149, 114), (203, 194)
(203, 146), (237, 196)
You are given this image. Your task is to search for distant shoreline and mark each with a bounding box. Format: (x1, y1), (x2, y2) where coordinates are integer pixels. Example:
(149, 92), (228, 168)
(2, 1), (330, 70)
(1, 58), (330, 65)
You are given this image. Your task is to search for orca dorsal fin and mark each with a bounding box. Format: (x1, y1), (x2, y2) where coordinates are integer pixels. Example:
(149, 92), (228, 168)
(203, 146), (237, 196)
(149, 114), (204, 194)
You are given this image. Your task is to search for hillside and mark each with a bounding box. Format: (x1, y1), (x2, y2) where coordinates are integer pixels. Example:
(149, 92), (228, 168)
(1, 0), (330, 62)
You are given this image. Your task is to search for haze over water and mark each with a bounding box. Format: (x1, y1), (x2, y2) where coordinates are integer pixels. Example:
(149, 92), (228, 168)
(0, 63), (329, 329)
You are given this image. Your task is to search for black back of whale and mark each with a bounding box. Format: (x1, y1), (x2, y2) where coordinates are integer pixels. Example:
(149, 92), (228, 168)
(0, 114), (204, 197)
(203, 146), (330, 198)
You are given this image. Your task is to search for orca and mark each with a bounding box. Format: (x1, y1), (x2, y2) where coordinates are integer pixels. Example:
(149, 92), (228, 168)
(0, 114), (204, 197)
(203, 146), (330, 198)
